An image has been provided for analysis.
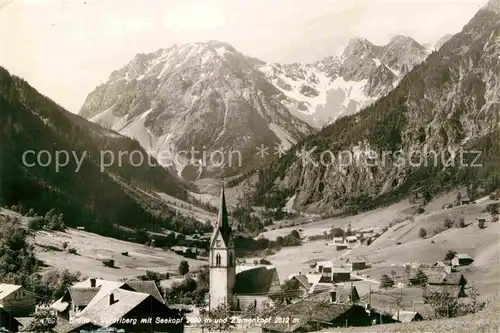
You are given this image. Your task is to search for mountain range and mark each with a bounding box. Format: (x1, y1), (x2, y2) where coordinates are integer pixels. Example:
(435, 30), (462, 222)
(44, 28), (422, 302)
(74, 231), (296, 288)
(79, 35), (437, 179)
(253, 0), (500, 214)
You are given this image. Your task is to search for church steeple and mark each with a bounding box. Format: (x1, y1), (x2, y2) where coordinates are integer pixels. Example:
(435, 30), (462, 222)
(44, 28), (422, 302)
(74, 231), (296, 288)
(209, 175), (236, 311)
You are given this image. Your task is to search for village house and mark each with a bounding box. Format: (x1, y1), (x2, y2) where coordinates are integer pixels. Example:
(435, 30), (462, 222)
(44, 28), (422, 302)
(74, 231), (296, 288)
(50, 278), (165, 321)
(288, 274), (312, 299)
(261, 300), (370, 332)
(346, 257), (367, 271)
(0, 284), (36, 317)
(345, 236), (357, 244)
(366, 305), (398, 325)
(54, 288), (183, 333)
(233, 265), (282, 311)
(426, 272), (467, 298)
(309, 285), (360, 304)
(451, 253), (474, 267)
(315, 261), (351, 283)
(392, 310), (424, 323)
(333, 237), (344, 244)
(336, 244), (348, 251)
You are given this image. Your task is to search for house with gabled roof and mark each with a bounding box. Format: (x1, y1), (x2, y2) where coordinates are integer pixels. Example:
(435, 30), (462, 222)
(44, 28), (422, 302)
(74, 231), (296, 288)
(451, 253), (474, 267)
(262, 299), (370, 332)
(392, 310), (423, 323)
(54, 288), (183, 333)
(233, 265), (282, 311)
(288, 274), (311, 299)
(426, 272), (467, 298)
(309, 285), (360, 304)
(50, 278), (166, 321)
(0, 284), (36, 317)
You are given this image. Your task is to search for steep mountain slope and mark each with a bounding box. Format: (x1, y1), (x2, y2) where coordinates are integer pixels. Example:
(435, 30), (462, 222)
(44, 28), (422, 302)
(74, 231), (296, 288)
(0, 67), (209, 237)
(80, 41), (314, 178)
(259, 36), (429, 127)
(253, 1), (500, 214)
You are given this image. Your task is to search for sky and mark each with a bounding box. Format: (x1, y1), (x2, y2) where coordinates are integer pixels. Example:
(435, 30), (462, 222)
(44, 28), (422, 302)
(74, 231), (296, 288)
(0, 0), (489, 113)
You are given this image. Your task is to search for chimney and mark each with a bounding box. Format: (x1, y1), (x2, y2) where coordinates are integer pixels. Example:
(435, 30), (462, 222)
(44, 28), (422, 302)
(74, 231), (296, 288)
(90, 278), (96, 288)
(109, 293), (115, 306)
(298, 270), (302, 275)
(329, 290), (337, 303)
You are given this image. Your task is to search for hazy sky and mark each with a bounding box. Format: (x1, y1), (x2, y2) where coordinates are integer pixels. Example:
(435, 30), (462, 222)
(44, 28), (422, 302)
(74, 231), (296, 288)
(0, 0), (488, 113)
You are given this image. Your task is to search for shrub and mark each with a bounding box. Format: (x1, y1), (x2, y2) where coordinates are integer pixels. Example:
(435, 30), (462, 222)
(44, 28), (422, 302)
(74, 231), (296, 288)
(380, 274), (395, 289)
(178, 260), (189, 275)
(457, 217), (466, 228)
(486, 203), (499, 214)
(419, 228), (427, 238)
(444, 249), (457, 261)
(478, 219), (485, 229)
(62, 241), (68, 250)
(417, 206), (425, 214)
(492, 215), (499, 223)
(68, 248), (77, 254)
(444, 218), (454, 229)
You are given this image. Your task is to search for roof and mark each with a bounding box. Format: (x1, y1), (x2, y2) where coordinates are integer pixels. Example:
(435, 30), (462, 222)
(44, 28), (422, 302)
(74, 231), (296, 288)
(0, 284), (21, 299)
(73, 288), (150, 328)
(392, 310), (422, 322)
(73, 279), (126, 310)
(210, 182), (232, 246)
(346, 236), (357, 241)
(347, 257), (366, 264)
(124, 280), (164, 304)
(292, 275), (310, 290)
(427, 272), (466, 285)
(50, 297), (69, 312)
(309, 283), (332, 295)
(332, 267), (351, 274)
(234, 266), (281, 295)
(262, 300), (355, 332)
(305, 274), (322, 285)
(68, 287), (100, 307)
(309, 286), (359, 304)
(455, 253), (473, 260)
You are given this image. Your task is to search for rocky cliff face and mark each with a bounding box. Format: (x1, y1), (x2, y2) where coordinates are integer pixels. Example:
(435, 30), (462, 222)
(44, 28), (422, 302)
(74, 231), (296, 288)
(253, 2), (500, 214)
(259, 35), (430, 128)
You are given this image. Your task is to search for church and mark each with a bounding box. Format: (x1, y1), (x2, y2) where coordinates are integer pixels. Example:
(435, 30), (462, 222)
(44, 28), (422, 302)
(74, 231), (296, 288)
(209, 182), (282, 311)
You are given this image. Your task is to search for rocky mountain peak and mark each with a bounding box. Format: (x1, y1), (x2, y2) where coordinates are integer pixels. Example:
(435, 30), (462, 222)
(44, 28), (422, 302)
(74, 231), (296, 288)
(342, 37), (377, 59)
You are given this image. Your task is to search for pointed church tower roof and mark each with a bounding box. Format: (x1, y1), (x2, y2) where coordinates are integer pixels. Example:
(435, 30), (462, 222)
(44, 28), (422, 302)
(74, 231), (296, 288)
(218, 178), (231, 243)
(210, 177), (232, 247)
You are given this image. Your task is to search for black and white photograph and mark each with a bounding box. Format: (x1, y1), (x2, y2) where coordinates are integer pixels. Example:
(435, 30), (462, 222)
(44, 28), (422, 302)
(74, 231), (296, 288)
(0, 0), (499, 332)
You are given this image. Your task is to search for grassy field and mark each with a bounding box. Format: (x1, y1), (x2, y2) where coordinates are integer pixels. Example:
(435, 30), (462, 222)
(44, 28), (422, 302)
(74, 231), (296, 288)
(0, 207), (206, 280)
(320, 294), (500, 333)
(32, 228), (205, 280)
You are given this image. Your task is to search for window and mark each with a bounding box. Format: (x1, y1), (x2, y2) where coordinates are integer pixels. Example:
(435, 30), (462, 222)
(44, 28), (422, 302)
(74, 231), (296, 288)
(216, 253), (222, 266)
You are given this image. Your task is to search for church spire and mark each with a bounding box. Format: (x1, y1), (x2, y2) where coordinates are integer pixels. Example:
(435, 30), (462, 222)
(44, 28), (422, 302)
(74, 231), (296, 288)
(218, 176), (231, 241)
